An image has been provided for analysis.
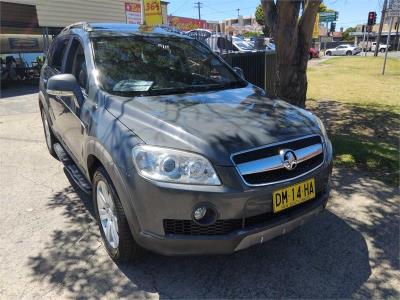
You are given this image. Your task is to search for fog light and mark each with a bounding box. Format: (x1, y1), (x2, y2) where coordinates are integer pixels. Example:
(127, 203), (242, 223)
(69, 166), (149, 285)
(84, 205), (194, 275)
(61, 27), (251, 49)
(194, 207), (207, 220)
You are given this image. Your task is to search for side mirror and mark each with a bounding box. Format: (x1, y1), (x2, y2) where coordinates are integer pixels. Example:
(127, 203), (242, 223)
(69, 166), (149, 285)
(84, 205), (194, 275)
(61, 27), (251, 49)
(233, 67), (245, 79)
(47, 74), (84, 107)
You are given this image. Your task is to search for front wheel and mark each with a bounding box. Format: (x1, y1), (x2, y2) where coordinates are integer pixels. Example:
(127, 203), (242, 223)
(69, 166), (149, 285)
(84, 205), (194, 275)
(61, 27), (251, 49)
(380, 48), (385, 53)
(326, 51), (332, 56)
(93, 166), (141, 262)
(346, 51), (352, 56)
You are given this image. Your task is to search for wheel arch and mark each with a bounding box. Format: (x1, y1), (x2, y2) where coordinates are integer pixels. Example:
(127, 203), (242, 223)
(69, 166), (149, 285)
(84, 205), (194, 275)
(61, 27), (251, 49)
(85, 139), (142, 238)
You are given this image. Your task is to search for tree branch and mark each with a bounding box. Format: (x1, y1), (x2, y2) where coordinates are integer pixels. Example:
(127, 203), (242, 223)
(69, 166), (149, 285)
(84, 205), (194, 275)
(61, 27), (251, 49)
(299, 0), (321, 37)
(261, 0), (277, 32)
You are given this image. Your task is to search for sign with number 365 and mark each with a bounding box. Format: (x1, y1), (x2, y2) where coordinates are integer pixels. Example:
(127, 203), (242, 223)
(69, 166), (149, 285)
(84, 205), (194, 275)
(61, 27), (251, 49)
(144, 0), (163, 25)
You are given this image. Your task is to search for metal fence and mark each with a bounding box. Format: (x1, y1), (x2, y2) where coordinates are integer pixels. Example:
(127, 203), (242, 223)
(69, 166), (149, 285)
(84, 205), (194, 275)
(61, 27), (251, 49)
(221, 51), (277, 96)
(188, 32), (277, 96)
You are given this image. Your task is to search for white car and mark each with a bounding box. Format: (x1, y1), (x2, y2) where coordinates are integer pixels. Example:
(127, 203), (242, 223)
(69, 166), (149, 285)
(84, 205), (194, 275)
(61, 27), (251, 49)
(371, 42), (391, 53)
(206, 35), (255, 53)
(325, 44), (361, 56)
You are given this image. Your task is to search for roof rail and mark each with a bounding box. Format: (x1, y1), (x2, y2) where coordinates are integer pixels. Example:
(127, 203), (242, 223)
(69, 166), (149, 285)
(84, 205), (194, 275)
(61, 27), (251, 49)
(61, 22), (91, 32)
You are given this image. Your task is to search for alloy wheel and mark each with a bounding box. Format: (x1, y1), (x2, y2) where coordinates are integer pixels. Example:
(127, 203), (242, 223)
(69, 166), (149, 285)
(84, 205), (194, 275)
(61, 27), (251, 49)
(96, 180), (119, 248)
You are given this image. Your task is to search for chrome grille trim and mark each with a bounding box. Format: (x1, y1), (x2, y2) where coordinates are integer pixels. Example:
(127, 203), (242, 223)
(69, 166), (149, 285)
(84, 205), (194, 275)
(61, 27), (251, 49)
(231, 134), (325, 186)
(237, 143), (323, 175)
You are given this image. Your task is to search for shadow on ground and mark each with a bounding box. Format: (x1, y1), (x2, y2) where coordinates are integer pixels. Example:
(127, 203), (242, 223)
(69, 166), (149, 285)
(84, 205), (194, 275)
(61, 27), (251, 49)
(308, 99), (400, 186)
(25, 166), (398, 299)
(307, 99), (399, 145)
(0, 81), (39, 99)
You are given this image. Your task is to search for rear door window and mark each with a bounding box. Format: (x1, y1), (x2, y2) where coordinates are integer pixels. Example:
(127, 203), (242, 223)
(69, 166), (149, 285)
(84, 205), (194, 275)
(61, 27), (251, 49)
(65, 38), (88, 93)
(47, 37), (70, 71)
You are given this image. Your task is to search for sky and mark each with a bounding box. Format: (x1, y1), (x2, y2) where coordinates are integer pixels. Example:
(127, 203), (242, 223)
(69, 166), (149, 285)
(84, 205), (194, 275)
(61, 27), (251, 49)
(167, 0), (386, 30)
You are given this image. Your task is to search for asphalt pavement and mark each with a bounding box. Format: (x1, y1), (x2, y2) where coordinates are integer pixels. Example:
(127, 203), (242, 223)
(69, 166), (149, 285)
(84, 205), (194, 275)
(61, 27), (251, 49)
(0, 84), (399, 299)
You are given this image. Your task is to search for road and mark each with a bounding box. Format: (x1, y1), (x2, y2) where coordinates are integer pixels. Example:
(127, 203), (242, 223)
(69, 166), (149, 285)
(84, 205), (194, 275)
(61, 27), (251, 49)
(0, 84), (399, 299)
(308, 51), (400, 66)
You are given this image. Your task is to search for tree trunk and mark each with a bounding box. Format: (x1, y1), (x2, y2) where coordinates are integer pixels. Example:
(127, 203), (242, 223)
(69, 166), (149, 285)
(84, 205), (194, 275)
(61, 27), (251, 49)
(262, 0), (320, 108)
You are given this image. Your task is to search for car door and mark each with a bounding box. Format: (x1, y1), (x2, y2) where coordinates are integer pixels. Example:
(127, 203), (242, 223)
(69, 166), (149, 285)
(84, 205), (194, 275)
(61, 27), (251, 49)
(336, 46), (346, 55)
(43, 36), (71, 136)
(60, 37), (89, 166)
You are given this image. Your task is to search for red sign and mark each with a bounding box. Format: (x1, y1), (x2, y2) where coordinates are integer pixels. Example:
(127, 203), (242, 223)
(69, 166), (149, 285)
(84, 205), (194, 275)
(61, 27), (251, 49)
(168, 16), (206, 31)
(125, 1), (142, 24)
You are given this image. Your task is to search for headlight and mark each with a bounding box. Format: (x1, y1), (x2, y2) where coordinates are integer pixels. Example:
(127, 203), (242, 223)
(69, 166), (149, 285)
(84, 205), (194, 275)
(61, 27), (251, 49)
(132, 145), (221, 185)
(314, 116), (329, 140)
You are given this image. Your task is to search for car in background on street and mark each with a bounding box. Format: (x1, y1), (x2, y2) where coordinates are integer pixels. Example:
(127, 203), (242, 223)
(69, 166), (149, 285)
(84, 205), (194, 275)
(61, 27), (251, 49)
(39, 23), (332, 262)
(370, 42), (391, 53)
(309, 47), (320, 59)
(206, 35), (256, 53)
(325, 44), (361, 56)
(265, 42), (276, 52)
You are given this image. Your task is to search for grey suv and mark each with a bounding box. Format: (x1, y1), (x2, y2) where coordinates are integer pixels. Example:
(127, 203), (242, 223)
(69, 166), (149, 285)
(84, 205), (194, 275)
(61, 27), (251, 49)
(39, 23), (332, 262)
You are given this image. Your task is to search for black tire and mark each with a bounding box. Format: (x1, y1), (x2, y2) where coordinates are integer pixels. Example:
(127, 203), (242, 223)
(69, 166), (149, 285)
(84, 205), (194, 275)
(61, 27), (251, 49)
(380, 48), (385, 53)
(40, 107), (58, 159)
(346, 51), (352, 56)
(309, 53), (313, 59)
(93, 166), (140, 262)
(326, 51), (332, 56)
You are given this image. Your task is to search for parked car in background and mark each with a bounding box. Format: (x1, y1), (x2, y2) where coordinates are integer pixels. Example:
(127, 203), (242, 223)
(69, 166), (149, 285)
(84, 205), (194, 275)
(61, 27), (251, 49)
(265, 43), (275, 52)
(309, 47), (320, 59)
(39, 23), (332, 262)
(325, 44), (361, 56)
(186, 29), (212, 42)
(206, 35), (256, 53)
(371, 42), (390, 53)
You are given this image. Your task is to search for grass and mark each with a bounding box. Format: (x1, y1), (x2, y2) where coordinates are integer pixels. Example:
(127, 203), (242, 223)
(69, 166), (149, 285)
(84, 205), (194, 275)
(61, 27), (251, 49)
(307, 56), (400, 110)
(307, 56), (400, 186)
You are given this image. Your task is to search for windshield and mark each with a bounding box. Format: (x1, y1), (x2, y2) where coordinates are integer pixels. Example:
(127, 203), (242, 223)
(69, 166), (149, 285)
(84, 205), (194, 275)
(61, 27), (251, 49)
(91, 36), (245, 96)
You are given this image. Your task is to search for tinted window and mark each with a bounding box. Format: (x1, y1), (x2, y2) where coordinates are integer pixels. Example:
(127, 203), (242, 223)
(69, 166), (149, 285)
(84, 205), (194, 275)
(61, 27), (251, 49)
(48, 37), (69, 71)
(65, 39), (88, 92)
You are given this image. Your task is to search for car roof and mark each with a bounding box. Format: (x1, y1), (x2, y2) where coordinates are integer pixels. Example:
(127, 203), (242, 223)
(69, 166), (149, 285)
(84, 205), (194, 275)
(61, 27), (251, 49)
(63, 22), (190, 39)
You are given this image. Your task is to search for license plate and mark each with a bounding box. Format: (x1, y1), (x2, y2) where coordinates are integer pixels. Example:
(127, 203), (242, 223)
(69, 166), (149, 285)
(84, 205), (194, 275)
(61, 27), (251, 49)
(273, 178), (316, 213)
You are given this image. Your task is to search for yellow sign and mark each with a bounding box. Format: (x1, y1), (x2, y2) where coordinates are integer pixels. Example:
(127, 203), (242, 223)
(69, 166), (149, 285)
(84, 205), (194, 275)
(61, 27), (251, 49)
(144, 0), (163, 26)
(313, 13), (319, 38)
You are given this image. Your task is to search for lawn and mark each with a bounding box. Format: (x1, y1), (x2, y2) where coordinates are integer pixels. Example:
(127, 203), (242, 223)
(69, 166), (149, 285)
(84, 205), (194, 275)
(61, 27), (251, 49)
(306, 56), (400, 186)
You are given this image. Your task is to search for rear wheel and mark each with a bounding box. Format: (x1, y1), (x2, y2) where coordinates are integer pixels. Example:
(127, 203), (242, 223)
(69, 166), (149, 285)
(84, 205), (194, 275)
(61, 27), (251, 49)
(326, 51), (332, 56)
(380, 48), (385, 53)
(346, 51), (352, 56)
(40, 108), (58, 158)
(93, 166), (140, 262)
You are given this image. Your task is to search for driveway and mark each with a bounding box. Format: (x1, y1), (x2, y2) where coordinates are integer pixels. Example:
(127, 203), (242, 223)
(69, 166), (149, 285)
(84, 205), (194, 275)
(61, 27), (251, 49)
(0, 85), (399, 299)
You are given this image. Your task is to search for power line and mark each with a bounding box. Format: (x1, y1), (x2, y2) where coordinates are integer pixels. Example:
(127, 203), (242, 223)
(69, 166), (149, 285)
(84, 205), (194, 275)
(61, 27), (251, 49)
(171, 0), (190, 15)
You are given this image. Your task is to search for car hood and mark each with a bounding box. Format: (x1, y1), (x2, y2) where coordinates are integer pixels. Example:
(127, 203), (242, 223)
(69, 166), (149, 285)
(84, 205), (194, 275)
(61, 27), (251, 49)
(105, 85), (321, 166)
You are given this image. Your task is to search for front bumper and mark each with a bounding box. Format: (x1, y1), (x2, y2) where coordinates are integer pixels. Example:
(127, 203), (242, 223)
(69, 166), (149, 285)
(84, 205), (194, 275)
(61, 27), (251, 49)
(135, 188), (329, 255)
(120, 155), (332, 255)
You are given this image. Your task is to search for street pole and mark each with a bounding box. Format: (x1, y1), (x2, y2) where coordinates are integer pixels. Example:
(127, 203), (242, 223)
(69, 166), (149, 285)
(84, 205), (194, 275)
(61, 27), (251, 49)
(375, 0), (389, 56)
(382, 17), (394, 75)
(194, 2), (202, 20)
(395, 17), (400, 51)
(365, 30), (370, 56)
(361, 25), (366, 53)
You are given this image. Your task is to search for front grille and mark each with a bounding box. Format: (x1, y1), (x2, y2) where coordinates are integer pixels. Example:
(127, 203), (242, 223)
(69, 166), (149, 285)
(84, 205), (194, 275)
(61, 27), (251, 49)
(232, 135), (321, 164)
(163, 219), (242, 236)
(232, 135), (324, 185)
(164, 191), (323, 236)
(243, 153), (323, 185)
